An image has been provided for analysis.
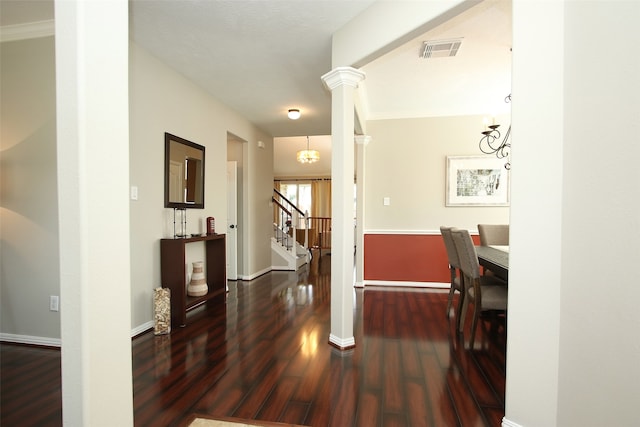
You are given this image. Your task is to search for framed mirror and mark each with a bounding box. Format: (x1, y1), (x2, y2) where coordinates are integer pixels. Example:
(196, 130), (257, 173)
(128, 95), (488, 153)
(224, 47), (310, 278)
(164, 132), (205, 209)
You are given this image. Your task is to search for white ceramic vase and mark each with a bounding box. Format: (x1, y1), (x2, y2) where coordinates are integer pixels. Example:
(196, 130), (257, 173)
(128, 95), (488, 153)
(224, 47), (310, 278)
(187, 261), (208, 297)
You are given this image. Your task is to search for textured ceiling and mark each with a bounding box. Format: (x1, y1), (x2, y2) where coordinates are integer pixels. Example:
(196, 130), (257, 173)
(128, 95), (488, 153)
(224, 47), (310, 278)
(129, 0), (378, 138)
(361, 0), (512, 120)
(1, 0), (512, 178)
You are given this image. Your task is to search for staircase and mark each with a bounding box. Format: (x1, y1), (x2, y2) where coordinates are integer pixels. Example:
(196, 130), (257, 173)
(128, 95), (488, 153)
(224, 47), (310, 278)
(271, 189), (311, 271)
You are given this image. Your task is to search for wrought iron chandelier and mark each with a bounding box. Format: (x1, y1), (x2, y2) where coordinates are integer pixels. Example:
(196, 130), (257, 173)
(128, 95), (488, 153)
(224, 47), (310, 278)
(479, 94), (511, 169)
(296, 136), (320, 164)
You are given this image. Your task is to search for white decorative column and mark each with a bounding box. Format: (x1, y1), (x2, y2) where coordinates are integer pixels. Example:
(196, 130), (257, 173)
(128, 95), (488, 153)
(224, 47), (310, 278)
(55, 0), (133, 425)
(321, 67), (365, 350)
(354, 135), (371, 288)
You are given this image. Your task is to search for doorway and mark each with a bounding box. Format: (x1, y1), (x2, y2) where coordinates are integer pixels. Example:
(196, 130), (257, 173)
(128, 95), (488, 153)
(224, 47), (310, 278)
(227, 133), (245, 279)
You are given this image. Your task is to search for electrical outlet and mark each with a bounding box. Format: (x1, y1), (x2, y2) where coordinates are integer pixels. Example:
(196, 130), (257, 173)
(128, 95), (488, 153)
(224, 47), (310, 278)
(50, 295), (59, 312)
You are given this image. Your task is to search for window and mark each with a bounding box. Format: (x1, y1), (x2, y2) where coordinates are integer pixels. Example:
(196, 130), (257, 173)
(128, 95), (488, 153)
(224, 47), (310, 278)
(279, 182), (311, 225)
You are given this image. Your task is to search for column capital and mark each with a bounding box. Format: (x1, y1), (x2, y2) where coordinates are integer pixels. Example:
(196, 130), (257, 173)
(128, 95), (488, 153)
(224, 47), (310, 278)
(321, 66), (365, 91)
(355, 135), (371, 146)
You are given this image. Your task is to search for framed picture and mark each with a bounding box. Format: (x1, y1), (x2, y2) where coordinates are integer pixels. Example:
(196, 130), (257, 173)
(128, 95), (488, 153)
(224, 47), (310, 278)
(446, 156), (510, 206)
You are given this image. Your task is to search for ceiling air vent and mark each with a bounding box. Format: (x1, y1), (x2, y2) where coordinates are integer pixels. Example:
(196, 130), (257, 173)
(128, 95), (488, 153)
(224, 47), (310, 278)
(420, 38), (463, 59)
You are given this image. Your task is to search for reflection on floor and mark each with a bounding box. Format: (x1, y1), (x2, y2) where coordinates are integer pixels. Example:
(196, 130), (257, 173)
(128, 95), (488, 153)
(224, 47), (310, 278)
(0, 252), (506, 427)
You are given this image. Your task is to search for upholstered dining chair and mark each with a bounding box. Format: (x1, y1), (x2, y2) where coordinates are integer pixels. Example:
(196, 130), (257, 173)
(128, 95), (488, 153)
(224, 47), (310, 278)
(440, 226), (463, 319)
(477, 224), (509, 246)
(477, 224), (509, 277)
(452, 228), (508, 348)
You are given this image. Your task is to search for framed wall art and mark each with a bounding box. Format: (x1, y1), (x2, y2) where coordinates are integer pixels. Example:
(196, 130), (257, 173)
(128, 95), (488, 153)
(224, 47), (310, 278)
(446, 156), (510, 206)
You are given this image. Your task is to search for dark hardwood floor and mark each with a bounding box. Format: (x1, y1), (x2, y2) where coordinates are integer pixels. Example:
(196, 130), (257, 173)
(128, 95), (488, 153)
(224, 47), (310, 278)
(1, 253), (506, 426)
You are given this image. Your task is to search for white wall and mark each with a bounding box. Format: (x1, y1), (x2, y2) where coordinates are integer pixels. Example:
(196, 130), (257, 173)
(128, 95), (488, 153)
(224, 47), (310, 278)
(332, 0), (473, 68)
(558, 1), (640, 425)
(506, 1), (640, 426)
(365, 114), (510, 233)
(54, 1), (133, 423)
(336, 1), (640, 425)
(0, 36), (60, 343)
(129, 42), (273, 329)
(244, 131), (275, 277)
(1, 38), (275, 341)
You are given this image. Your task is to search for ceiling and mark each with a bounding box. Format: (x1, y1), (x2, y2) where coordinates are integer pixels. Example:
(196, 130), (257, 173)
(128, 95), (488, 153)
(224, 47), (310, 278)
(0, 0), (511, 177)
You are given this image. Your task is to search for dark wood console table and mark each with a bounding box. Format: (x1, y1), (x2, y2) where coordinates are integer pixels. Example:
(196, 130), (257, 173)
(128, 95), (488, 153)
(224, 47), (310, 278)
(160, 234), (226, 327)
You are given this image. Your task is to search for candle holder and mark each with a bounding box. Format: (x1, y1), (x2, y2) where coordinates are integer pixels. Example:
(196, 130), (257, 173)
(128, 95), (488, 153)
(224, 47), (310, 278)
(479, 94), (511, 169)
(173, 208), (187, 238)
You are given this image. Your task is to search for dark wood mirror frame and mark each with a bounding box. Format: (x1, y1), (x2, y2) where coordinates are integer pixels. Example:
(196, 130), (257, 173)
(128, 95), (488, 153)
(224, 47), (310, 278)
(164, 132), (205, 209)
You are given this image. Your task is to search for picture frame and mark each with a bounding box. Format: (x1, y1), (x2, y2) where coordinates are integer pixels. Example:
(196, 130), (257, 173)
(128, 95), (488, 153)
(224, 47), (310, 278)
(446, 156), (510, 206)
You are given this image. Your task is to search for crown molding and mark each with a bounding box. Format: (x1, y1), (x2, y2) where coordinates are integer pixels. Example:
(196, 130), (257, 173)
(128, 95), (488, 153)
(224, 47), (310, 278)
(0, 20), (55, 43)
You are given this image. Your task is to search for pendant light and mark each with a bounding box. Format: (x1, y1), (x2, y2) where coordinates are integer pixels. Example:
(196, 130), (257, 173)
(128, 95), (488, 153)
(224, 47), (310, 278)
(296, 136), (320, 164)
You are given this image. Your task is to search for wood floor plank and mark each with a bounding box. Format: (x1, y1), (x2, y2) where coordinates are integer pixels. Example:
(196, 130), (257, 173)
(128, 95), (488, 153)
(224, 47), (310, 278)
(419, 352), (459, 427)
(362, 336), (383, 389)
(355, 391), (381, 427)
(278, 400), (309, 426)
(1, 251), (506, 427)
(382, 340), (404, 413)
(404, 380), (431, 426)
(290, 337), (331, 402)
(256, 376), (300, 422)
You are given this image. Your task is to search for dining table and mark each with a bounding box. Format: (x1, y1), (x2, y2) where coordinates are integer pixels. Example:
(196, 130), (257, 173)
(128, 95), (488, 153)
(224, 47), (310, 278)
(475, 245), (509, 280)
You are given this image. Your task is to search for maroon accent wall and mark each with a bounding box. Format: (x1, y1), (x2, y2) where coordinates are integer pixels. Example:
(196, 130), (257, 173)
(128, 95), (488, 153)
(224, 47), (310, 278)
(363, 233), (480, 283)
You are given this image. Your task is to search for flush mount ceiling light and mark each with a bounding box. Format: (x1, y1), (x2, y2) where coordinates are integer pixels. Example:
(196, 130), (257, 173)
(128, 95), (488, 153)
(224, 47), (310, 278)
(297, 136), (320, 164)
(287, 109), (301, 120)
(420, 38), (463, 59)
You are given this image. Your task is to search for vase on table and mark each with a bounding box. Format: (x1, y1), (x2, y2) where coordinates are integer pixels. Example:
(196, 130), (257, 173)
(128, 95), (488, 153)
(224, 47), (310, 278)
(187, 261), (208, 297)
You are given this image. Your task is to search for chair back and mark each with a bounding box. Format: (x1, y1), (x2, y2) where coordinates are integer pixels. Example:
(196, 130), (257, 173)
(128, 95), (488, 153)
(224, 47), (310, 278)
(440, 226), (460, 269)
(477, 224), (509, 246)
(451, 228), (481, 280)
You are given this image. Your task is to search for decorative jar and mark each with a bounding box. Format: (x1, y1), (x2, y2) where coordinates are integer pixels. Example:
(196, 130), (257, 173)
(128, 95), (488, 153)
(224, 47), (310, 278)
(187, 261), (208, 297)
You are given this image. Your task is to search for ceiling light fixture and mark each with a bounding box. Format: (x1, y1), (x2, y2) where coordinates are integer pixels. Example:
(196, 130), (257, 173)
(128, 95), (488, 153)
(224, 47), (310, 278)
(297, 136), (320, 164)
(288, 109), (301, 120)
(479, 94), (511, 169)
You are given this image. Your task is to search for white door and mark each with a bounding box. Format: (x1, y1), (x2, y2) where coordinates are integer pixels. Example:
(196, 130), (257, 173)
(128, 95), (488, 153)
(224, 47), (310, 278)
(226, 161), (238, 280)
(169, 161), (183, 202)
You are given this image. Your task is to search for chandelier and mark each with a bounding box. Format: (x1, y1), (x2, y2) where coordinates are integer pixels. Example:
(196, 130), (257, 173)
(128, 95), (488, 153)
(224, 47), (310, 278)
(297, 136), (320, 164)
(479, 94), (511, 169)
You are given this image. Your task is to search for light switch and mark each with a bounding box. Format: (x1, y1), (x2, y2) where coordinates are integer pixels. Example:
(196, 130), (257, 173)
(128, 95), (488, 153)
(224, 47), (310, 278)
(130, 186), (138, 200)
(383, 197), (390, 206)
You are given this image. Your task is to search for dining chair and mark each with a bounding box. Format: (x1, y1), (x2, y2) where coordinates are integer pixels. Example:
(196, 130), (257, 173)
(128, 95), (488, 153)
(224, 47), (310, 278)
(440, 226), (463, 319)
(477, 224), (509, 277)
(452, 228), (508, 348)
(477, 224), (509, 246)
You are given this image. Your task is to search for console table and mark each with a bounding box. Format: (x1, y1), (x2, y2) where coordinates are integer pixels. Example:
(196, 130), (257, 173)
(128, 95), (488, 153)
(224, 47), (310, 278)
(160, 234), (226, 327)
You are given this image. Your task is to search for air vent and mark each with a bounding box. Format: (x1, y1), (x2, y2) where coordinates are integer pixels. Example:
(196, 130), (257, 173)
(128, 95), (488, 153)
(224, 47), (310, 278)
(420, 38), (463, 59)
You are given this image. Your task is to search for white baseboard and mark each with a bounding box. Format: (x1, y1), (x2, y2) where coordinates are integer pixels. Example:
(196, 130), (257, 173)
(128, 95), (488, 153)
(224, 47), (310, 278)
(131, 321), (154, 337)
(363, 280), (450, 289)
(239, 266), (272, 281)
(329, 333), (355, 349)
(270, 266), (295, 271)
(502, 417), (523, 427)
(0, 333), (61, 348)
(2, 321), (157, 347)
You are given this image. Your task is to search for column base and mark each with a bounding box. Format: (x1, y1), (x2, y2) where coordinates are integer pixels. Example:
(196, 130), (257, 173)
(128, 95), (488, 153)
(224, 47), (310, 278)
(328, 333), (356, 350)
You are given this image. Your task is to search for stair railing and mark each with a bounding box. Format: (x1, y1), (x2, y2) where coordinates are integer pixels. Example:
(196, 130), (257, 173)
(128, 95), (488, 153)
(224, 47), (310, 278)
(272, 189), (309, 254)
